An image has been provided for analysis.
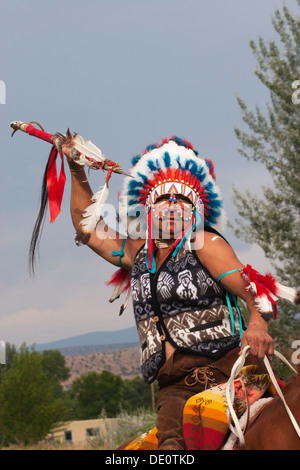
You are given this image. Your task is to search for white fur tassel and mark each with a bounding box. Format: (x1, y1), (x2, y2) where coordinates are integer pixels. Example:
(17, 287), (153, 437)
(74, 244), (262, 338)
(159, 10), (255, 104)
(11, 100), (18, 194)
(73, 134), (105, 166)
(80, 183), (109, 234)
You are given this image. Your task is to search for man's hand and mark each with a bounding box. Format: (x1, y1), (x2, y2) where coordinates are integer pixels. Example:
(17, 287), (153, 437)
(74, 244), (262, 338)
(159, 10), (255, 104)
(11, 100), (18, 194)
(61, 143), (71, 158)
(61, 143), (84, 173)
(240, 322), (274, 358)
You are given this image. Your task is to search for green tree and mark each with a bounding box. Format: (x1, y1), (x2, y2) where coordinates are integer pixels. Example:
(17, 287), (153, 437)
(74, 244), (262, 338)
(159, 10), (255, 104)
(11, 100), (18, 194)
(41, 349), (70, 383)
(0, 345), (69, 446)
(69, 371), (157, 420)
(71, 370), (124, 419)
(41, 349), (70, 400)
(122, 376), (158, 412)
(3, 343), (17, 368)
(233, 1), (300, 358)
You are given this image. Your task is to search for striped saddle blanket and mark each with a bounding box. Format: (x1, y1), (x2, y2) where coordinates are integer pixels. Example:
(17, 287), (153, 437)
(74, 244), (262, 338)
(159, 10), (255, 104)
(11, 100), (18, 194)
(124, 365), (282, 450)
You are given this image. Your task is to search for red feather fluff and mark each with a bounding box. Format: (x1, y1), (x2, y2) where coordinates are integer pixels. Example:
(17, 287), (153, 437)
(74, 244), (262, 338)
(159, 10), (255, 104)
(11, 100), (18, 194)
(242, 265), (277, 295)
(106, 268), (131, 294)
(241, 265), (278, 319)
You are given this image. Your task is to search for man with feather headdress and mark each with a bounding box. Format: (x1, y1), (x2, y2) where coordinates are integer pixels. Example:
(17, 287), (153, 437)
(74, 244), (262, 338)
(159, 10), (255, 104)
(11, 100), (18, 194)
(60, 136), (288, 450)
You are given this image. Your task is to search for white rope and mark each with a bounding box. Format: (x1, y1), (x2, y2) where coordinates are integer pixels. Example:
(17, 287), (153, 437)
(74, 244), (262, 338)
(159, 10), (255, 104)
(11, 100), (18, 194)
(225, 346), (251, 446)
(225, 346), (300, 447)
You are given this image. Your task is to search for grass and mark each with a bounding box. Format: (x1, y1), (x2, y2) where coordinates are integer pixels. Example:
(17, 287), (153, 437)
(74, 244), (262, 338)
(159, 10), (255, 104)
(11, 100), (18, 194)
(88, 409), (157, 450)
(2, 442), (92, 451)
(1, 409), (157, 450)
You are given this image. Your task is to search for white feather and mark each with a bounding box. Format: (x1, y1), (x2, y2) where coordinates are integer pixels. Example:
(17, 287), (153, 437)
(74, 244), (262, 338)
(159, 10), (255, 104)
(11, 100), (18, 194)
(80, 184), (109, 234)
(276, 283), (298, 303)
(245, 281), (257, 296)
(109, 284), (124, 303)
(254, 294), (273, 314)
(73, 134), (105, 163)
(119, 288), (131, 315)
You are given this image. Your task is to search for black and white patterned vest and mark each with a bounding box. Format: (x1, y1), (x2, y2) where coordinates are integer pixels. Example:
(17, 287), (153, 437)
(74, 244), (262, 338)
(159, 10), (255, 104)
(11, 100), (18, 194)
(131, 244), (243, 384)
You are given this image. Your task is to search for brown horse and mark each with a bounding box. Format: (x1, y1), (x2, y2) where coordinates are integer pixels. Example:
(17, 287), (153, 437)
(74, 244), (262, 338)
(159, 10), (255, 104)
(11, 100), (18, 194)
(239, 364), (300, 450)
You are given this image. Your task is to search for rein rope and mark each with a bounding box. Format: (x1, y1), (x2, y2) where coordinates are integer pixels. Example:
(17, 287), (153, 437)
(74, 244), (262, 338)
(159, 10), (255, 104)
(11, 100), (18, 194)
(225, 346), (300, 447)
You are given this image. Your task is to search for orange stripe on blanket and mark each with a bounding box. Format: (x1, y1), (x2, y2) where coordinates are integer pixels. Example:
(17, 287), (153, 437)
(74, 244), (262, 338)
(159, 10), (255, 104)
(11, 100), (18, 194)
(125, 427), (158, 450)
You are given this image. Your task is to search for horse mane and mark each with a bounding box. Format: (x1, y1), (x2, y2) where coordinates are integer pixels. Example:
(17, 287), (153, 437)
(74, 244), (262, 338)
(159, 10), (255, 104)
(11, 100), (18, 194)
(277, 362), (300, 398)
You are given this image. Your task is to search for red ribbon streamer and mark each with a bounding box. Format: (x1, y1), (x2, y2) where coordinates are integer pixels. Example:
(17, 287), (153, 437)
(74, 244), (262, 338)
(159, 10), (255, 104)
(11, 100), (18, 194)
(24, 124), (66, 222)
(148, 209), (154, 271)
(46, 146), (66, 223)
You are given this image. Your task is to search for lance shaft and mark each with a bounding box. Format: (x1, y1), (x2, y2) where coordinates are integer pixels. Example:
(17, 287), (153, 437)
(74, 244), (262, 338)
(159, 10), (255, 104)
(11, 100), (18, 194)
(10, 120), (132, 177)
(11, 121), (58, 145)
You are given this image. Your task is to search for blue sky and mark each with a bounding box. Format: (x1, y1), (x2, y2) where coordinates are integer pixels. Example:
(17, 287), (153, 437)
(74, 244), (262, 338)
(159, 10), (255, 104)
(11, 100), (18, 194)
(1, 0), (298, 347)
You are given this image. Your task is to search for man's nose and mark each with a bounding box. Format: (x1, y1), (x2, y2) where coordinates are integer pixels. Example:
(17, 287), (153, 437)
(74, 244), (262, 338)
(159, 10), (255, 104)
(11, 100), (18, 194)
(168, 197), (177, 208)
(168, 201), (177, 212)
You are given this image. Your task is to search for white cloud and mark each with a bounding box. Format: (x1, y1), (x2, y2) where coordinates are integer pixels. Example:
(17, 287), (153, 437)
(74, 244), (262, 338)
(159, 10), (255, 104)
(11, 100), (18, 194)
(0, 287), (135, 348)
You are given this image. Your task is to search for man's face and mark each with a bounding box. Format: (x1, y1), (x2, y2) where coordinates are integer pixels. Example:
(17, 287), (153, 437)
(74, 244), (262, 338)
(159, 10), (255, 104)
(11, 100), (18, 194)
(151, 194), (194, 240)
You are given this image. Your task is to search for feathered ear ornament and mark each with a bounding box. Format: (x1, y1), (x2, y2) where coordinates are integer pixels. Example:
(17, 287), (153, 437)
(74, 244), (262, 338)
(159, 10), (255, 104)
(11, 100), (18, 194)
(241, 265), (300, 320)
(106, 268), (131, 316)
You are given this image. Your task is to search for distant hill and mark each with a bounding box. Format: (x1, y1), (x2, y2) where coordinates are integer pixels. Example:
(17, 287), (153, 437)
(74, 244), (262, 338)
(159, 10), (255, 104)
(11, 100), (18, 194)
(47, 342), (138, 357)
(62, 346), (141, 388)
(34, 326), (139, 355)
(34, 327), (141, 387)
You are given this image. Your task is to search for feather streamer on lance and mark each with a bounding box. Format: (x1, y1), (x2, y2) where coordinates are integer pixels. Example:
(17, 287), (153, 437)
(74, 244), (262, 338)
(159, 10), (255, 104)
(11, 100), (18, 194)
(10, 120), (132, 272)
